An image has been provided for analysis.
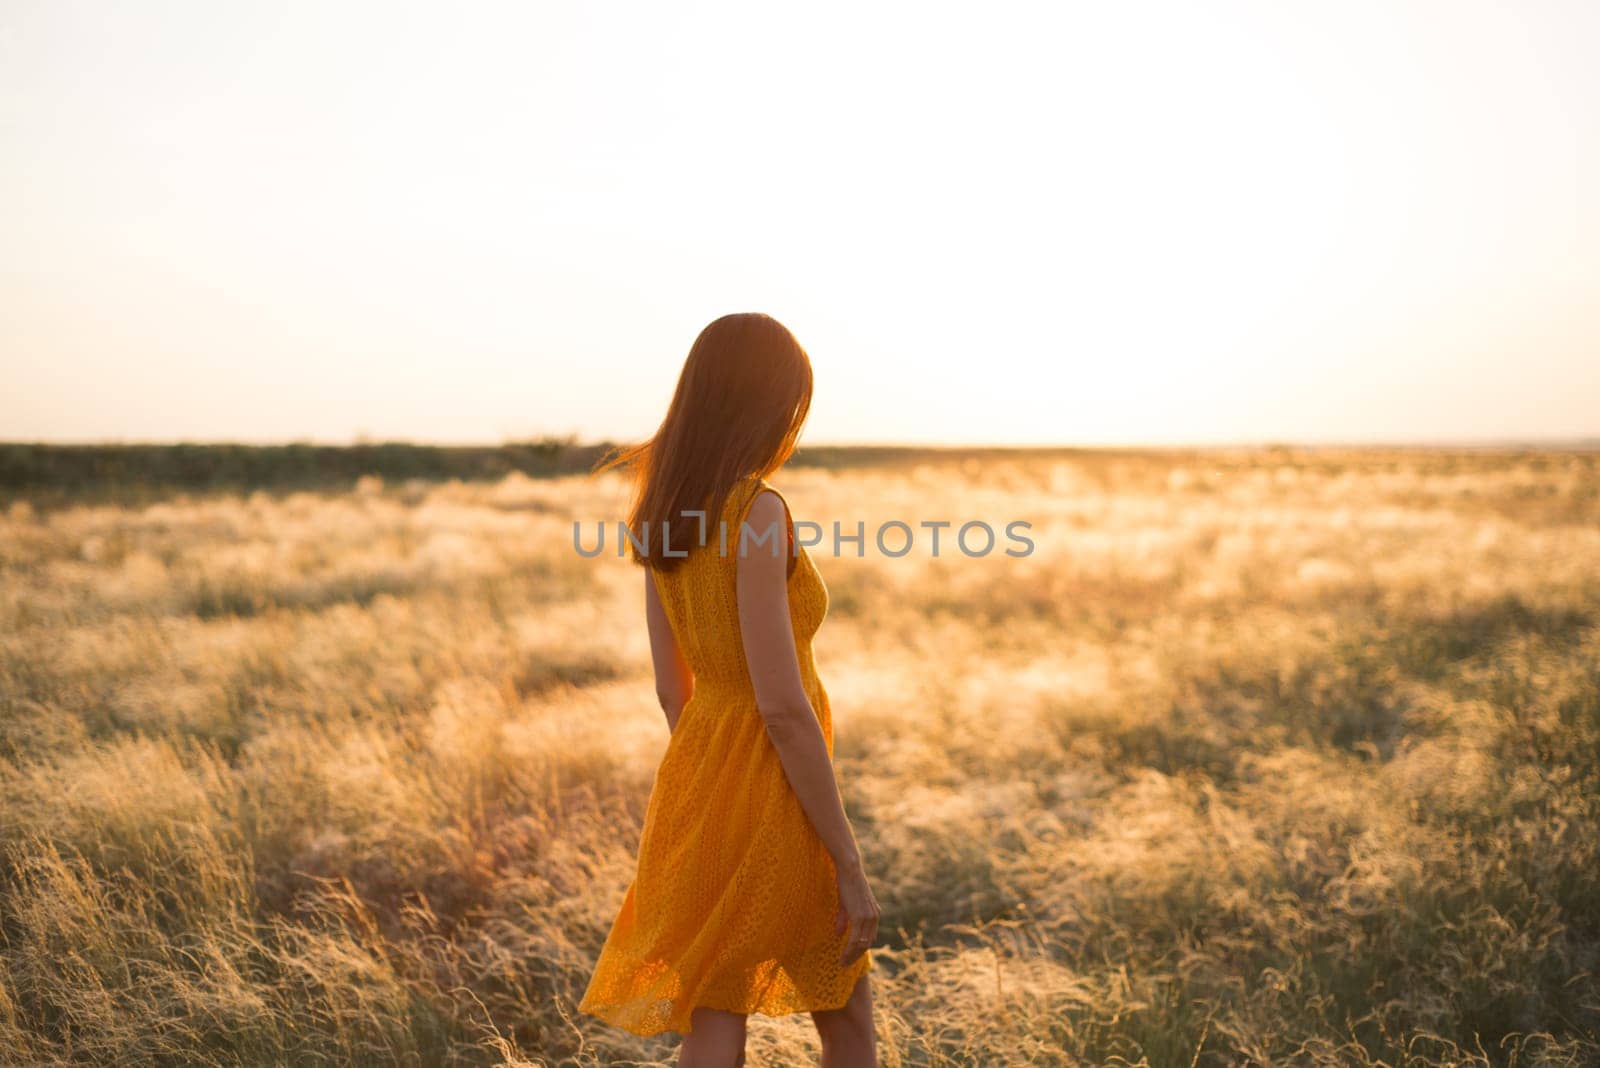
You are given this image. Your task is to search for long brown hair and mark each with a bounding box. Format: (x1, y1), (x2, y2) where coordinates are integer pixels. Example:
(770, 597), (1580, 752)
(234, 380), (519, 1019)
(596, 312), (813, 570)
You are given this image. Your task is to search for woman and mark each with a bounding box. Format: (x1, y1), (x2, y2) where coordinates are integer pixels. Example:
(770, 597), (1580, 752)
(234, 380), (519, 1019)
(579, 313), (881, 1067)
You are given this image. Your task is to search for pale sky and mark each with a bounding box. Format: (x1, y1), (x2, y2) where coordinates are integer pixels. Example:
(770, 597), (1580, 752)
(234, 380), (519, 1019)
(3, 0), (1596, 446)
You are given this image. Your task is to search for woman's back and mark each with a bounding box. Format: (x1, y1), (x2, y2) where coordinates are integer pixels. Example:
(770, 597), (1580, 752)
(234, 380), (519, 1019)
(650, 475), (830, 728)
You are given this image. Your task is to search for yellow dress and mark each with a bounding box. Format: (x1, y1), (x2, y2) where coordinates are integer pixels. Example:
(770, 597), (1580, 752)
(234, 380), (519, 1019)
(579, 475), (871, 1036)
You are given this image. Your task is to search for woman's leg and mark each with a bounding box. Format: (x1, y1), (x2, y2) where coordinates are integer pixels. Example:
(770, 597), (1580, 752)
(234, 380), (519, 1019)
(812, 974), (877, 1068)
(678, 1007), (748, 1068)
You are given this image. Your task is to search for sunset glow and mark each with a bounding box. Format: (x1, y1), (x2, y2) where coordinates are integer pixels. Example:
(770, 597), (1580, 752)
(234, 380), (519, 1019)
(4, 0), (1596, 445)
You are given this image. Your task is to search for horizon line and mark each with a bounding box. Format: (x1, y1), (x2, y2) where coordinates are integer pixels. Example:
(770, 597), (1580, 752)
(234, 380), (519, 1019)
(4, 436), (1600, 453)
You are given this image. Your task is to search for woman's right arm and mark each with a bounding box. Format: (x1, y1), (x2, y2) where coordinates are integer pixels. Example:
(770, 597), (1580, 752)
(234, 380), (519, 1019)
(645, 567), (693, 733)
(736, 490), (880, 966)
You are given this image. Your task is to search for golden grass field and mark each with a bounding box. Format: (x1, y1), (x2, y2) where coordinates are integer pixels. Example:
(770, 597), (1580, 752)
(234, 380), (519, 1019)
(2, 449), (1598, 1066)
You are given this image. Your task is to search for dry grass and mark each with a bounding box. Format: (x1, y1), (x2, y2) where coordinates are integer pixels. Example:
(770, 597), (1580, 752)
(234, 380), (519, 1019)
(2, 450), (1598, 1066)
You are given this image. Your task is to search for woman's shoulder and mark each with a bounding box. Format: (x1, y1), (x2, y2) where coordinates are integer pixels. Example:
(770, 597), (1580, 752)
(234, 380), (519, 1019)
(731, 477), (798, 577)
(730, 475), (791, 517)
(721, 473), (770, 508)
(719, 476), (795, 541)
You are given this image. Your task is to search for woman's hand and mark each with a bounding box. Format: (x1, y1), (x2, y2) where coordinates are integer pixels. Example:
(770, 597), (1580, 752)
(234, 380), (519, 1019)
(833, 858), (881, 966)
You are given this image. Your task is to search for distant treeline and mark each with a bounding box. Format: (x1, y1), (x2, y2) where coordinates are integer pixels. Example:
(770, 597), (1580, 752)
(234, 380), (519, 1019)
(0, 439), (1106, 500)
(8, 439), (1586, 504)
(0, 440), (602, 496)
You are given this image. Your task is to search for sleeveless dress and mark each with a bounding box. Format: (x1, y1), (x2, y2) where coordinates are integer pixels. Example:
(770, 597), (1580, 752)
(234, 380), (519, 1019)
(578, 475), (872, 1036)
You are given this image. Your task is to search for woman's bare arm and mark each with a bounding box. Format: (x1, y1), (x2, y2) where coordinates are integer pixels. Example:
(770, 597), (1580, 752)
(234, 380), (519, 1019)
(645, 567), (693, 732)
(737, 490), (878, 962)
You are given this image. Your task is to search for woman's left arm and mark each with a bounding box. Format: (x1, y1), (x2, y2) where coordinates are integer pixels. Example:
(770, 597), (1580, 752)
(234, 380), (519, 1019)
(644, 567), (693, 732)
